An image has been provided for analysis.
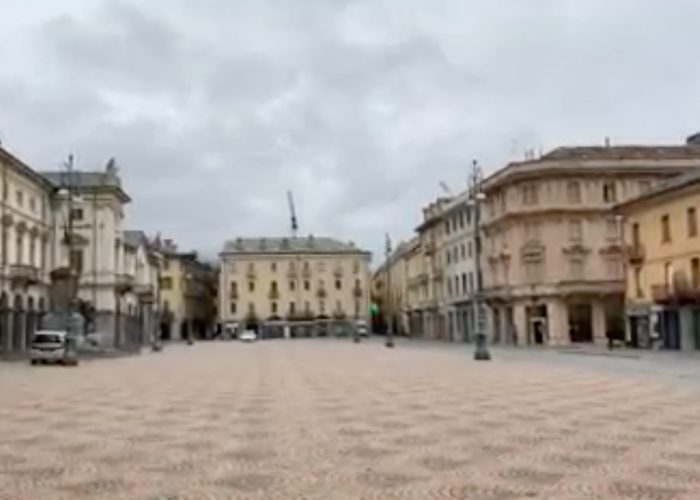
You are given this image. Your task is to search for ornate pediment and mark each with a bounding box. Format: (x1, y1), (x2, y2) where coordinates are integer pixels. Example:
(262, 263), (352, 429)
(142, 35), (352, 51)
(562, 243), (590, 256)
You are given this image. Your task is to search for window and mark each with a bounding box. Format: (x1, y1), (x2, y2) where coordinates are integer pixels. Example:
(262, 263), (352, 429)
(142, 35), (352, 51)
(634, 267), (643, 298)
(335, 300), (342, 312)
(248, 303), (255, 314)
(271, 261), (277, 272)
(459, 212), (465, 229)
(523, 221), (540, 242)
(271, 302), (278, 314)
(521, 184), (538, 205)
(317, 261), (326, 272)
(570, 259), (584, 280)
(632, 222), (641, 246)
(566, 181), (581, 204)
(70, 208), (84, 221)
(289, 280), (296, 291)
(163, 259), (170, 271)
(15, 190), (23, 207)
(304, 301), (310, 313)
(230, 281), (238, 297)
(160, 277), (173, 290)
(688, 207), (697, 237)
(353, 260), (360, 274)
(230, 302), (237, 314)
(661, 214), (671, 243)
(15, 233), (23, 264)
(446, 250), (451, 265)
(69, 249), (83, 273)
(445, 220), (451, 235)
(453, 247), (459, 262)
(692, 258), (700, 289)
(605, 258), (622, 279)
(319, 300), (325, 314)
(469, 272), (474, 293)
(468, 241), (473, 258)
(461, 273), (467, 295)
(335, 279), (342, 290)
(248, 281), (255, 292)
(569, 220), (582, 241)
(289, 302), (296, 314)
(29, 197), (36, 213)
(605, 219), (618, 240)
(524, 261), (543, 283)
(460, 244), (466, 260)
(304, 280), (310, 291)
(29, 237), (36, 266)
(664, 262), (673, 287)
(447, 279), (453, 297)
(603, 181), (617, 203)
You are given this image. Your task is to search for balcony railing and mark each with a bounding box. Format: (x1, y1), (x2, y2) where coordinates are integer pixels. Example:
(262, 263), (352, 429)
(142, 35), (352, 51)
(115, 273), (134, 294)
(133, 284), (155, 302)
(287, 267), (298, 278)
(626, 243), (645, 264)
(10, 264), (40, 285)
(302, 267), (312, 278)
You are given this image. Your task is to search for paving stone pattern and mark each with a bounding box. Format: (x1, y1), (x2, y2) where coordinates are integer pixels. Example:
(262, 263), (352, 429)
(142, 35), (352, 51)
(2, 340), (700, 499)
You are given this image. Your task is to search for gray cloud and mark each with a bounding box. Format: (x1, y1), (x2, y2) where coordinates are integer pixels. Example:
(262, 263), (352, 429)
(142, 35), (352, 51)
(2, 0), (700, 261)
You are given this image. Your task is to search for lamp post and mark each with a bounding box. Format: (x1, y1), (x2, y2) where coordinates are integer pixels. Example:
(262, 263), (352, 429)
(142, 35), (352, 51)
(385, 233), (394, 348)
(470, 160), (491, 361)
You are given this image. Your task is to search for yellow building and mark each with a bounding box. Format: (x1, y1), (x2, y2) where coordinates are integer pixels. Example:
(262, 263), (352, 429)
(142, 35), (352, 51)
(219, 236), (371, 338)
(156, 239), (216, 341)
(618, 167), (700, 350)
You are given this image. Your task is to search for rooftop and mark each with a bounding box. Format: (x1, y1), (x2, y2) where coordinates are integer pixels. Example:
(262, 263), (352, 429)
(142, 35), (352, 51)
(616, 167), (700, 212)
(542, 145), (700, 162)
(221, 236), (369, 256)
(41, 161), (131, 203)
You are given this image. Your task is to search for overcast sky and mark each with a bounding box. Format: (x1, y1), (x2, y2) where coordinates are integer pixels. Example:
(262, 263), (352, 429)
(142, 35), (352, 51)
(2, 0), (700, 261)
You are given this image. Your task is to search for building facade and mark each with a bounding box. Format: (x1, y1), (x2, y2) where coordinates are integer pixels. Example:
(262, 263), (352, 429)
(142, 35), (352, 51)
(0, 147), (54, 354)
(157, 239), (216, 341)
(439, 191), (478, 342)
(618, 168), (700, 350)
(0, 143), (166, 355)
(481, 145), (700, 347)
(219, 236), (371, 338)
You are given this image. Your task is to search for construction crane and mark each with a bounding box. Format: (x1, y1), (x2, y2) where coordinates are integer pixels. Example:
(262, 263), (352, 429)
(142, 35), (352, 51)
(287, 191), (299, 238)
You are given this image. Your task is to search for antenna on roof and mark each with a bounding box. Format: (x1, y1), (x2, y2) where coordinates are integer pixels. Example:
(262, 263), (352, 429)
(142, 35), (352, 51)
(604, 136), (611, 148)
(439, 181), (452, 197)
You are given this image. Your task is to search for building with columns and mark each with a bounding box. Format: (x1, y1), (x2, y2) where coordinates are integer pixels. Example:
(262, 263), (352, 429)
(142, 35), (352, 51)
(0, 147), (54, 354)
(481, 144), (700, 347)
(219, 236), (371, 338)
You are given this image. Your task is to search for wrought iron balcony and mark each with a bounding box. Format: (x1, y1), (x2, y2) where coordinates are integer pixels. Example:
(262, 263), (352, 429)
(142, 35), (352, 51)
(115, 273), (134, 294)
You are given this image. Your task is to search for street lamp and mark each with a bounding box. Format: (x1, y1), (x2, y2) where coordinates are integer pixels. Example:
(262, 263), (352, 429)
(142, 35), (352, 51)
(469, 160), (490, 361)
(384, 233), (394, 348)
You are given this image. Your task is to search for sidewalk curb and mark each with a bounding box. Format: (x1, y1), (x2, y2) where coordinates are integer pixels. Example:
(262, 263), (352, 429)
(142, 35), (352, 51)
(556, 349), (641, 360)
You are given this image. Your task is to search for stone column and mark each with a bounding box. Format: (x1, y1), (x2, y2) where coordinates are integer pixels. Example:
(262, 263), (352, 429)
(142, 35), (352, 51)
(592, 299), (607, 345)
(547, 299), (569, 347)
(679, 307), (695, 352)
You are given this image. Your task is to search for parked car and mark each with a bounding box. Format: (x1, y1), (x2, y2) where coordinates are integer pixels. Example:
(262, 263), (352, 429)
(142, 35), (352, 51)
(30, 331), (78, 366)
(356, 320), (370, 337)
(240, 330), (258, 342)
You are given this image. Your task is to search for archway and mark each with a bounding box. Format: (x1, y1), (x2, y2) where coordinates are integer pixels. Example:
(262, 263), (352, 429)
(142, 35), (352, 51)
(12, 295), (24, 352)
(26, 297), (36, 349)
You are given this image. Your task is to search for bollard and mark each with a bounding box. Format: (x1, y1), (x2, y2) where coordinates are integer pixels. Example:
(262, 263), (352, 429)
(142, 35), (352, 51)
(474, 332), (491, 361)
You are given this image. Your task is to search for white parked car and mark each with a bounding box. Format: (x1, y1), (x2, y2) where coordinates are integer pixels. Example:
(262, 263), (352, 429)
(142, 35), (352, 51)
(356, 320), (370, 337)
(239, 330), (258, 342)
(30, 331), (78, 366)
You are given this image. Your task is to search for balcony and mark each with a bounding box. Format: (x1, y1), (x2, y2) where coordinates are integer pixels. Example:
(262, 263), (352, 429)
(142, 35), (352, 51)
(652, 271), (700, 305)
(302, 267), (312, 278)
(115, 273), (134, 294)
(133, 284), (155, 303)
(423, 242), (436, 255)
(287, 267), (298, 278)
(10, 264), (40, 286)
(268, 288), (280, 300)
(626, 243), (645, 265)
(246, 268), (257, 279)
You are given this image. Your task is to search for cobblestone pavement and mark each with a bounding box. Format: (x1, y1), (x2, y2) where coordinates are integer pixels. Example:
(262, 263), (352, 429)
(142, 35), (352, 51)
(3, 339), (700, 499)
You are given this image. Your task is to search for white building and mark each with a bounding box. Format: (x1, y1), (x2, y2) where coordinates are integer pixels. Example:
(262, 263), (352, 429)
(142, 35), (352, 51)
(439, 191), (479, 342)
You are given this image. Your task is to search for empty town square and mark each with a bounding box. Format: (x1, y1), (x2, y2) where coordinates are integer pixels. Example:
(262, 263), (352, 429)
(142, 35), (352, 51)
(3, 341), (700, 499)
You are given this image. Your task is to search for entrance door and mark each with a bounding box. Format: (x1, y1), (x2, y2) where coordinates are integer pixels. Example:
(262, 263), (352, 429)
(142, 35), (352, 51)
(568, 304), (593, 343)
(661, 309), (681, 350)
